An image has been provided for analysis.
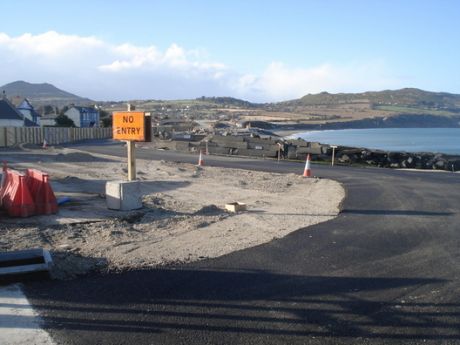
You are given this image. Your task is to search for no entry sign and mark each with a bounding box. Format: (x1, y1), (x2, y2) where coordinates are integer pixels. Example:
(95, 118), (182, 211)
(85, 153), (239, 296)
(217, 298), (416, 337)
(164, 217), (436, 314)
(112, 111), (145, 141)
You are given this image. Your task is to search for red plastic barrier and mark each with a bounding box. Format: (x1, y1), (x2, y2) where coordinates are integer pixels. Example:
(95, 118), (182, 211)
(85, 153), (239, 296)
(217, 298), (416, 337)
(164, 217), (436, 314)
(0, 162), (8, 206)
(1, 169), (36, 217)
(26, 169), (58, 215)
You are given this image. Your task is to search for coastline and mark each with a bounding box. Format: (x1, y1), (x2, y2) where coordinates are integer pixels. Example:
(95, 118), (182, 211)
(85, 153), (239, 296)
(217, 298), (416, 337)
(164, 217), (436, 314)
(273, 127), (460, 156)
(268, 113), (460, 138)
(271, 128), (309, 137)
(149, 130), (460, 172)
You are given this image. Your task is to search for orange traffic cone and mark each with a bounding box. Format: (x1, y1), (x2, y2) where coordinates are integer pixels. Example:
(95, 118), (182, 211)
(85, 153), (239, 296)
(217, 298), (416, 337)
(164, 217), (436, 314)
(42, 139), (48, 149)
(198, 150), (204, 166)
(303, 154), (312, 177)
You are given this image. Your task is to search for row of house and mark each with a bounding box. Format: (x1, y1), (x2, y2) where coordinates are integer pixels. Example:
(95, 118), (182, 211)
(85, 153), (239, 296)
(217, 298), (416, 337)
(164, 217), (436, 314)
(0, 94), (100, 127)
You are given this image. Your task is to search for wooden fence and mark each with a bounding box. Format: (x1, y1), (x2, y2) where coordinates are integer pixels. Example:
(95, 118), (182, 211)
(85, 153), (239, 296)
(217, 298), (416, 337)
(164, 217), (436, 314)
(0, 127), (113, 147)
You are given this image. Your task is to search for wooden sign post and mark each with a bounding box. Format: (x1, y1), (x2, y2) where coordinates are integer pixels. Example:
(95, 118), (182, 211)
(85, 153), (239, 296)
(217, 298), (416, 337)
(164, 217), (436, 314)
(112, 110), (146, 181)
(127, 141), (136, 180)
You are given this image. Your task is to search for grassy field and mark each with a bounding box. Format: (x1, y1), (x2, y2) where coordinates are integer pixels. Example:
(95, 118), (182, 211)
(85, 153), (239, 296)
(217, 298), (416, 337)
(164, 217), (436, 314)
(374, 105), (457, 116)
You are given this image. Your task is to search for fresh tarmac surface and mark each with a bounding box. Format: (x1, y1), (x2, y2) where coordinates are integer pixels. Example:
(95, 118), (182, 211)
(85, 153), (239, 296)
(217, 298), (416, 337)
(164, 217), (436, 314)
(5, 141), (460, 344)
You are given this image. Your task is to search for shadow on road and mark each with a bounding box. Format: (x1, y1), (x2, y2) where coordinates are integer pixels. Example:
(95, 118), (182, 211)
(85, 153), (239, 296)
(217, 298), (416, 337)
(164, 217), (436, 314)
(342, 209), (454, 216)
(19, 268), (458, 343)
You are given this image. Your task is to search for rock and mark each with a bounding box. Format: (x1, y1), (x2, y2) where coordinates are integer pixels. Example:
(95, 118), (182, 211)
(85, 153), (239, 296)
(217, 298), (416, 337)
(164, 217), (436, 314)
(449, 160), (460, 171)
(57, 244), (71, 250)
(360, 150), (371, 159)
(339, 154), (350, 163)
(434, 159), (446, 169)
(401, 157), (416, 169)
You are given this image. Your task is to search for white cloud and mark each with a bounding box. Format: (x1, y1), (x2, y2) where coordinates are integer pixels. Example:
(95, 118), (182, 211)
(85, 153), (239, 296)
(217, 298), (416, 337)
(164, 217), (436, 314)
(99, 42), (227, 79)
(0, 31), (103, 60)
(233, 61), (404, 102)
(0, 31), (405, 102)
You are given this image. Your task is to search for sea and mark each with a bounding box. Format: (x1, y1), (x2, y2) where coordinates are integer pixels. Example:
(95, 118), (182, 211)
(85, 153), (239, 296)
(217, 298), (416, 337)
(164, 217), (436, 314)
(287, 128), (460, 155)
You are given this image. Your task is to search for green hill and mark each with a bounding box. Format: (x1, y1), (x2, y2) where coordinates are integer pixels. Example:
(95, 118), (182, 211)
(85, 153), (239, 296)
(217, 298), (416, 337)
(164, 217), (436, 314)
(291, 88), (460, 109)
(0, 80), (93, 107)
(196, 96), (261, 108)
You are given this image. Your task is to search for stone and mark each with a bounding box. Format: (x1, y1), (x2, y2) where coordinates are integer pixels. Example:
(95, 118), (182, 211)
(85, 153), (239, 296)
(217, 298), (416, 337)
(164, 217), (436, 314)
(106, 180), (142, 211)
(339, 154), (350, 163)
(434, 160), (446, 169)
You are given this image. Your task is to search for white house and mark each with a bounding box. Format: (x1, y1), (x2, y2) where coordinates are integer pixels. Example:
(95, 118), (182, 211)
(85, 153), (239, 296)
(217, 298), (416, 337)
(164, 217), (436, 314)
(64, 106), (100, 127)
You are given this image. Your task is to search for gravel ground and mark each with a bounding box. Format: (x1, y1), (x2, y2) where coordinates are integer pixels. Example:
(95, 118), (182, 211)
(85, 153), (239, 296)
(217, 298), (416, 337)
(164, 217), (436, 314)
(0, 147), (345, 279)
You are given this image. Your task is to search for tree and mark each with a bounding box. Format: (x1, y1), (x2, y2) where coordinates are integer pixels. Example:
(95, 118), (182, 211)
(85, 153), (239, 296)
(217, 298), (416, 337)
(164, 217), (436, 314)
(98, 109), (112, 127)
(99, 109), (110, 118)
(37, 104), (56, 115)
(101, 115), (112, 127)
(54, 114), (75, 127)
(59, 105), (69, 115)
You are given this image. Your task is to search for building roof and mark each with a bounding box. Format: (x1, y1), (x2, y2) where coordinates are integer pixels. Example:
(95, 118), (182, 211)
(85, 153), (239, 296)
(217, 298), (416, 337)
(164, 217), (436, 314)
(24, 117), (38, 127)
(68, 106), (98, 114)
(159, 119), (196, 125)
(17, 98), (41, 119)
(0, 98), (24, 121)
(17, 98), (34, 110)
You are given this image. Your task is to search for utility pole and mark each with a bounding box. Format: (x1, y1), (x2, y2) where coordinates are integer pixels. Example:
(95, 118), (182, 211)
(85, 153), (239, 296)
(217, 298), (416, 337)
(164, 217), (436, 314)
(331, 145), (338, 167)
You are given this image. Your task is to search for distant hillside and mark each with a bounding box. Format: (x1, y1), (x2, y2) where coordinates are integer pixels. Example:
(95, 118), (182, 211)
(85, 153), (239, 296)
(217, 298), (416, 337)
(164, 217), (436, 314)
(258, 88), (460, 125)
(196, 96), (261, 108)
(289, 88), (460, 110)
(0, 81), (93, 107)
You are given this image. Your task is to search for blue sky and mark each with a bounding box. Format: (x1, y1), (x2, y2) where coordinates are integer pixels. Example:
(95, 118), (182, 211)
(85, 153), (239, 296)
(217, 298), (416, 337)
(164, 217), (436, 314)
(1, 0), (459, 102)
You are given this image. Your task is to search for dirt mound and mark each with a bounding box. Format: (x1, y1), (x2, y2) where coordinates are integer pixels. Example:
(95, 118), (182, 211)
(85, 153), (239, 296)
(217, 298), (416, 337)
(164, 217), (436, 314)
(55, 152), (101, 162)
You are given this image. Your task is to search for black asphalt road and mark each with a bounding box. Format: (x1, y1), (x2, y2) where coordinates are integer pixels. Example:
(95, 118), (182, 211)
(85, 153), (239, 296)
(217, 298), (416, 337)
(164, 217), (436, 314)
(19, 141), (460, 344)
